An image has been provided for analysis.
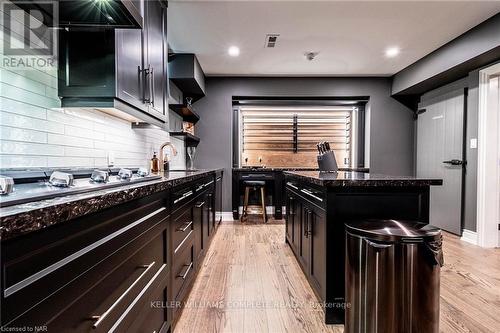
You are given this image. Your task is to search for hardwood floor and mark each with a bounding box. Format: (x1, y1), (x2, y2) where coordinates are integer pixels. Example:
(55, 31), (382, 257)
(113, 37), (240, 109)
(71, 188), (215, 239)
(174, 219), (500, 333)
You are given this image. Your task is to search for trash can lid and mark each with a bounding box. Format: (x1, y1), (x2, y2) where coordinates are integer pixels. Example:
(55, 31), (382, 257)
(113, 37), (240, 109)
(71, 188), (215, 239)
(345, 220), (441, 242)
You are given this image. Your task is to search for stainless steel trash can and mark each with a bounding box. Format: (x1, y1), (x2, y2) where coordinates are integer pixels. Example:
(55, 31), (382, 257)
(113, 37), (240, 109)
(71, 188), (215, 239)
(345, 220), (443, 333)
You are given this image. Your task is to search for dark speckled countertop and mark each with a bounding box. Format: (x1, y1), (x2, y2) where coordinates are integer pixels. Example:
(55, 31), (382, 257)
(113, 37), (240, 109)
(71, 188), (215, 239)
(284, 171), (443, 187)
(0, 169), (222, 240)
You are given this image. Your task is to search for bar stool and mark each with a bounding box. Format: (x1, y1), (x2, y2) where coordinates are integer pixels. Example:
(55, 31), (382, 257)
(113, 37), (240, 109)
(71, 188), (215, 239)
(240, 180), (267, 223)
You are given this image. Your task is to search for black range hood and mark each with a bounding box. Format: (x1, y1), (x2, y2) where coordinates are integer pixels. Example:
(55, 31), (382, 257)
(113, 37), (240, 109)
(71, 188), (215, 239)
(12, 0), (143, 29)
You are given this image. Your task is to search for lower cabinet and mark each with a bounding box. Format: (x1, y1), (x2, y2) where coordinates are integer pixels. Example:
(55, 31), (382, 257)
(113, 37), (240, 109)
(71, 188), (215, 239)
(0, 172), (223, 332)
(285, 183), (326, 302)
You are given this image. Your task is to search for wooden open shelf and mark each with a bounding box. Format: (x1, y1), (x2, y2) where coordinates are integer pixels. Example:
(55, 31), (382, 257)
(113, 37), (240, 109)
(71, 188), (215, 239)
(169, 104), (200, 124)
(169, 131), (200, 147)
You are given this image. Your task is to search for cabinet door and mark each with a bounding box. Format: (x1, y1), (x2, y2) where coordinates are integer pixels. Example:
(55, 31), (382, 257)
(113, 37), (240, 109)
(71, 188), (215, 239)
(208, 192), (215, 234)
(309, 207), (326, 300)
(115, 11), (146, 112)
(293, 199), (302, 254)
(202, 192), (210, 250)
(299, 204), (310, 271)
(144, 0), (166, 117)
(285, 194), (295, 244)
(193, 199), (205, 261)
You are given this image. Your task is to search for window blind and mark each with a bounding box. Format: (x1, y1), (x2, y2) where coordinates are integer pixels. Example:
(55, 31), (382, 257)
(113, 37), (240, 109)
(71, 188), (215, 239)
(240, 106), (353, 167)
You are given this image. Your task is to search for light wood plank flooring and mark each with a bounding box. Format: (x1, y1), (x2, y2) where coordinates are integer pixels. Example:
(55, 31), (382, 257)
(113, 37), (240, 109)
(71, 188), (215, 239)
(174, 220), (500, 333)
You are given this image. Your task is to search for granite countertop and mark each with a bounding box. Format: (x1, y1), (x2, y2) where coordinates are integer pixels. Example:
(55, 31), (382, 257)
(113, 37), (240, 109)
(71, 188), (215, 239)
(0, 169), (222, 240)
(284, 171), (443, 187)
(233, 167), (370, 172)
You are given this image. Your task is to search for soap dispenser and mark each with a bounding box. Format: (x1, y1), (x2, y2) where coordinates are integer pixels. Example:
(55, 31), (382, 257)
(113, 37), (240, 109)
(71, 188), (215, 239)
(151, 152), (159, 173)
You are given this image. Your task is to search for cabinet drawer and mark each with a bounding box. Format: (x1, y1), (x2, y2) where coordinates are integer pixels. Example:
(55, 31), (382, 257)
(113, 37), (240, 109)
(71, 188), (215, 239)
(172, 207), (194, 255)
(172, 241), (195, 302)
(1, 197), (168, 326)
(5, 218), (168, 331)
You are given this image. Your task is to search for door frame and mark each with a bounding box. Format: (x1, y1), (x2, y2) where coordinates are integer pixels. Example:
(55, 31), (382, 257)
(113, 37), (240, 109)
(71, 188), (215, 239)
(477, 62), (500, 248)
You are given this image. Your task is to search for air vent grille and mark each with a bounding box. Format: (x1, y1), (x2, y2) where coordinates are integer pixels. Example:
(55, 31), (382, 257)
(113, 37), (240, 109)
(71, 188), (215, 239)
(265, 34), (280, 48)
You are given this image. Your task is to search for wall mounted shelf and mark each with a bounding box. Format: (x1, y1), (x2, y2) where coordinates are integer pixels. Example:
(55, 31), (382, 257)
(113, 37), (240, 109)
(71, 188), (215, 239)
(169, 132), (200, 147)
(169, 104), (200, 124)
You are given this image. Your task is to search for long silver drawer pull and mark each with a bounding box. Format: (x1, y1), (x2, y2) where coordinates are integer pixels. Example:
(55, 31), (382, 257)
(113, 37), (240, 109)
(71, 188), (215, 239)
(196, 185), (204, 191)
(174, 230), (193, 254)
(203, 180), (214, 187)
(108, 264), (167, 333)
(286, 182), (298, 190)
(216, 177), (222, 181)
(92, 261), (156, 329)
(300, 189), (324, 202)
(177, 221), (193, 232)
(4, 207), (166, 298)
(177, 262), (193, 280)
(195, 201), (205, 208)
(173, 190), (193, 204)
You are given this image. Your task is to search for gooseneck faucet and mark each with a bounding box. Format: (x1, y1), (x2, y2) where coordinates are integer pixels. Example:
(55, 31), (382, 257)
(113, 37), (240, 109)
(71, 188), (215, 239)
(159, 142), (178, 172)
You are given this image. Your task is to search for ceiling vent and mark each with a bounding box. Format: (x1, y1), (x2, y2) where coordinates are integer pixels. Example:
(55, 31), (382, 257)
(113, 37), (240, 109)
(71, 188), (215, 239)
(265, 34), (280, 48)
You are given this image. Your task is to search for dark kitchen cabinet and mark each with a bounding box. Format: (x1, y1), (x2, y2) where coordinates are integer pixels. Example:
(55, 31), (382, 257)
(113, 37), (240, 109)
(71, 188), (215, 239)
(1, 191), (171, 331)
(308, 204), (326, 300)
(285, 183), (326, 302)
(299, 205), (311, 271)
(59, 0), (168, 126)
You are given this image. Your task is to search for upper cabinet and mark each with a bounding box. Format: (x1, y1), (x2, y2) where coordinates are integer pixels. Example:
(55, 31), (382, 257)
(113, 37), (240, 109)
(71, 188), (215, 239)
(168, 54), (206, 103)
(58, 0), (168, 127)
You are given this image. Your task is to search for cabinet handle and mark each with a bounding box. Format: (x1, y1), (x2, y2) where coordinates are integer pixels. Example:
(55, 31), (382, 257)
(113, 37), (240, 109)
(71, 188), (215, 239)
(177, 262), (193, 280)
(195, 201), (205, 208)
(108, 264), (167, 333)
(304, 209), (309, 238)
(91, 261), (156, 328)
(174, 190), (193, 204)
(151, 66), (155, 107)
(177, 221), (193, 232)
(287, 182), (298, 190)
(307, 210), (313, 236)
(300, 189), (324, 202)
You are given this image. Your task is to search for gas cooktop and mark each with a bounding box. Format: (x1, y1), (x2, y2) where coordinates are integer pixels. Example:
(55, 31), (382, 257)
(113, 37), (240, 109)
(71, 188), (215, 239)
(0, 168), (161, 208)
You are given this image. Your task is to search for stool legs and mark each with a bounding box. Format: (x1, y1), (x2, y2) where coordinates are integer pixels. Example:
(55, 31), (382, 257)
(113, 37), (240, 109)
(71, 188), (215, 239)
(260, 187), (267, 223)
(241, 186), (250, 223)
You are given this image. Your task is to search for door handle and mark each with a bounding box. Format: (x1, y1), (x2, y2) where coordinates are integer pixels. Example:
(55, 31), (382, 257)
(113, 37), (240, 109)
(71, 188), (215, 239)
(443, 159), (464, 166)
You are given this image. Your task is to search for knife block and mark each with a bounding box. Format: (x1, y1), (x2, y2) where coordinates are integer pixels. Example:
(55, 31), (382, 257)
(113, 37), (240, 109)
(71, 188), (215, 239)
(317, 150), (339, 172)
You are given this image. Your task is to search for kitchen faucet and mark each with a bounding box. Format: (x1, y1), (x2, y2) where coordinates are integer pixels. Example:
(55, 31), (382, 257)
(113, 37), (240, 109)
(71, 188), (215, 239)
(159, 142), (178, 171)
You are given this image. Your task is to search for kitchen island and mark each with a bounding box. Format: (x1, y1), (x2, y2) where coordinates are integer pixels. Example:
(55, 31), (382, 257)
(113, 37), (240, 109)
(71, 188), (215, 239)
(283, 171), (442, 324)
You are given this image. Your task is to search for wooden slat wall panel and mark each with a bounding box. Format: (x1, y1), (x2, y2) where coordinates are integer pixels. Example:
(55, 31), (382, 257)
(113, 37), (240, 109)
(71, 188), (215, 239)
(241, 107), (352, 167)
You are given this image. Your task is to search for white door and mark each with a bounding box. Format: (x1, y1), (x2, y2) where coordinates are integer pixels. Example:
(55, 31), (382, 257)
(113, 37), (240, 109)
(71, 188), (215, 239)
(417, 89), (464, 234)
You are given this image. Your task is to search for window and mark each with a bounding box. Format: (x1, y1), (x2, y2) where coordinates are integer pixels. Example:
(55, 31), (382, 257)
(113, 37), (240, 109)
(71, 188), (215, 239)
(238, 106), (360, 168)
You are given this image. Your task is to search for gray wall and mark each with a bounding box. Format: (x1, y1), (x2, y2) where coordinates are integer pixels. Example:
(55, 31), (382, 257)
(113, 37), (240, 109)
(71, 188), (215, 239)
(392, 13), (500, 95)
(193, 77), (414, 211)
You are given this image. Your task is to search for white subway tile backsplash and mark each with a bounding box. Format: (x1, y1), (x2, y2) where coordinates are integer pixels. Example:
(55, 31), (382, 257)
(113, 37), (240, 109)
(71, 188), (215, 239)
(0, 111), (63, 134)
(47, 109), (95, 130)
(0, 97), (47, 119)
(0, 126), (47, 143)
(0, 155), (47, 168)
(48, 133), (94, 148)
(1, 141), (64, 156)
(47, 157), (94, 168)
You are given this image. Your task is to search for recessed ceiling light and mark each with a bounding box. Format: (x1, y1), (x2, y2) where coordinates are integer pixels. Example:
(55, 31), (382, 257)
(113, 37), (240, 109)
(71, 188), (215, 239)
(228, 46), (240, 57)
(385, 47), (400, 58)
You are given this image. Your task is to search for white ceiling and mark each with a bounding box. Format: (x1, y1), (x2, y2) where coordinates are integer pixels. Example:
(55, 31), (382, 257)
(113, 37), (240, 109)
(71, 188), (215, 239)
(168, 1), (500, 76)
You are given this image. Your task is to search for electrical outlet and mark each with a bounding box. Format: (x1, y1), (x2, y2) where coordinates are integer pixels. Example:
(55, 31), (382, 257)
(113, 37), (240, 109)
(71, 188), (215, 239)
(107, 151), (115, 166)
(470, 138), (478, 149)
